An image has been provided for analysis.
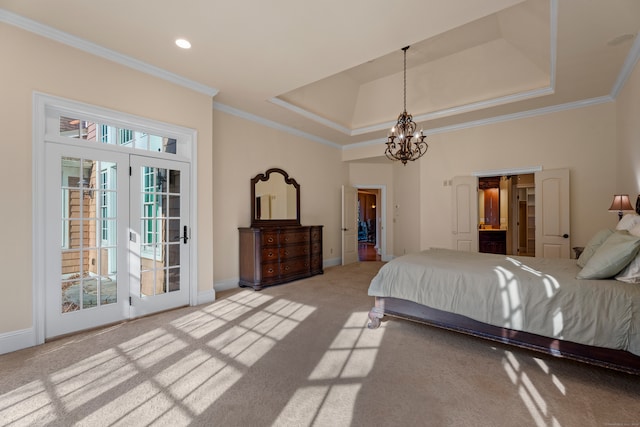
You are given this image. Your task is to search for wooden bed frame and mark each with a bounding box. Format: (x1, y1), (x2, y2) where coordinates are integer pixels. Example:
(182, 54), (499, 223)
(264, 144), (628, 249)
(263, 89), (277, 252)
(368, 296), (640, 375)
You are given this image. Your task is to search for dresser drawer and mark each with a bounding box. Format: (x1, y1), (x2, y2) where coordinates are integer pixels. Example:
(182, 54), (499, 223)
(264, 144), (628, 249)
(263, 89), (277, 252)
(281, 258), (310, 276)
(261, 244), (309, 261)
(261, 231), (279, 246)
(261, 262), (281, 279)
(262, 247), (280, 261)
(281, 230), (310, 245)
(282, 244), (309, 258)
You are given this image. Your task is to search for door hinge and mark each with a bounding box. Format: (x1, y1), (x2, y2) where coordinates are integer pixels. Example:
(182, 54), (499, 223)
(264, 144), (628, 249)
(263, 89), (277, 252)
(129, 166), (132, 176)
(129, 296), (132, 305)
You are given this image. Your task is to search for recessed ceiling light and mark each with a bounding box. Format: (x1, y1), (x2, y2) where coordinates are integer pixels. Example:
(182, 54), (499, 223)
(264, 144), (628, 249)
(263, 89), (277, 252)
(175, 38), (191, 49)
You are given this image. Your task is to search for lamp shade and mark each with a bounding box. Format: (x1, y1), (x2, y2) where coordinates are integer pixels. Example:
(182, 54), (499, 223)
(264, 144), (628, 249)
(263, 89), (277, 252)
(608, 194), (634, 212)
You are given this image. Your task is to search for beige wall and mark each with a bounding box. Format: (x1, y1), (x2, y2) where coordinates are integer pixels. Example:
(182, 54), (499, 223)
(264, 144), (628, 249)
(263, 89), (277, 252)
(616, 57), (640, 195)
(212, 110), (346, 285)
(392, 162), (421, 256)
(0, 23), (214, 334)
(346, 102), (622, 255)
(416, 103), (618, 252)
(345, 101), (620, 256)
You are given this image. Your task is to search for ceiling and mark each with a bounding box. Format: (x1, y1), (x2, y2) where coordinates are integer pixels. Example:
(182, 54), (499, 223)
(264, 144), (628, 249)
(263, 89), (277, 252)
(1, 0), (639, 150)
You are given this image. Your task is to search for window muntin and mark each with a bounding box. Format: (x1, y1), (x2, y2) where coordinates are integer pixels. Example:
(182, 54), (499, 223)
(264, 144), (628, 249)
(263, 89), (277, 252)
(59, 116), (177, 155)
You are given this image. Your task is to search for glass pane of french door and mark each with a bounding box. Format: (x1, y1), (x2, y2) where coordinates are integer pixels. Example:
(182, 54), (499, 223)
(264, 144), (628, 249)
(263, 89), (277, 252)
(45, 144), (129, 338)
(60, 157), (118, 312)
(129, 156), (190, 317)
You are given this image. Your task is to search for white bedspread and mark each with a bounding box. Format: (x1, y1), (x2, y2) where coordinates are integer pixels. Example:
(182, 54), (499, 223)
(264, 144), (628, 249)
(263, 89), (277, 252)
(368, 248), (640, 356)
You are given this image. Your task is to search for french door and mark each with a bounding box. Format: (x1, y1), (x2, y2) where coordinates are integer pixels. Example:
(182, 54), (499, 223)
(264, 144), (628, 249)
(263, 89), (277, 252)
(44, 144), (190, 338)
(129, 156), (190, 317)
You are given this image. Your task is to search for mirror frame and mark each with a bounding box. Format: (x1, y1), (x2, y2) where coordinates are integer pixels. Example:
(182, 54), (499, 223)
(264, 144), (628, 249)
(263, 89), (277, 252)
(251, 168), (301, 227)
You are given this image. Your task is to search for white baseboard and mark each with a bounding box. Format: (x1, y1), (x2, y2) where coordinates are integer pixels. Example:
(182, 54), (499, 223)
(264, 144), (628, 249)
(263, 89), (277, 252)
(197, 287), (216, 305)
(324, 257), (342, 268)
(215, 278), (241, 292)
(0, 328), (37, 355)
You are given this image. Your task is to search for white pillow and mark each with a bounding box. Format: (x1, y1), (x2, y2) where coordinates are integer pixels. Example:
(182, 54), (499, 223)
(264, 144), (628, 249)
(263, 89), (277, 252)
(616, 213), (640, 231)
(629, 223), (640, 238)
(616, 252), (640, 283)
(577, 231), (640, 279)
(577, 228), (614, 268)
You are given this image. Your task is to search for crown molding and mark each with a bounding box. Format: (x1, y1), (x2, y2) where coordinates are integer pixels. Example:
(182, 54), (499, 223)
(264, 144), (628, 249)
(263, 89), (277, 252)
(472, 166), (543, 177)
(0, 8), (219, 97)
(343, 95), (614, 151)
(353, 87), (556, 136)
(213, 101), (342, 149)
(610, 30), (640, 98)
(269, 97), (352, 135)
(270, 85), (556, 138)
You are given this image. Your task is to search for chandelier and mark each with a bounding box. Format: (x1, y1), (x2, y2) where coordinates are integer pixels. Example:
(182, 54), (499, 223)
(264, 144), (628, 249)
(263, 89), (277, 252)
(385, 46), (428, 165)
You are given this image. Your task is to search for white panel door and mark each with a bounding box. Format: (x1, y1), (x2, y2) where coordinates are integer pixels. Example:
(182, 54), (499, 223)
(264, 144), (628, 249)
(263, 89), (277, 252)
(45, 144), (130, 338)
(535, 168), (570, 258)
(129, 156), (191, 317)
(451, 176), (479, 252)
(342, 185), (359, 265)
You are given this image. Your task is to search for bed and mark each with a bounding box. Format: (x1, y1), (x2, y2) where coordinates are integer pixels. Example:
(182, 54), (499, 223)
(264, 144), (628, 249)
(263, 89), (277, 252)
(367, 218), (640, 375)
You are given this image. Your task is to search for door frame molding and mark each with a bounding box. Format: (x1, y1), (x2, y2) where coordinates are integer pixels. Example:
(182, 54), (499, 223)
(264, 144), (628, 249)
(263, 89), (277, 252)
(32, 92), (199, 345)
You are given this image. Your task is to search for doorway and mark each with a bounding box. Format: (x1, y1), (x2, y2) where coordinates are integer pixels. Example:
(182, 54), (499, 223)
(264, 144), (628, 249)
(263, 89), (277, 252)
(44, 145), (191, 337)
(478, 174), (535, 256)
(358, 189), (381, 261)
(35, 94), (196, 341)
(454, 168), (569, 258)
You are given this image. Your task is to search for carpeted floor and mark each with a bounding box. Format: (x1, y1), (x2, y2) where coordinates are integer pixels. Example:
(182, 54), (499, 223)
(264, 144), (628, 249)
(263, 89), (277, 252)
(1, 261), (640, 426)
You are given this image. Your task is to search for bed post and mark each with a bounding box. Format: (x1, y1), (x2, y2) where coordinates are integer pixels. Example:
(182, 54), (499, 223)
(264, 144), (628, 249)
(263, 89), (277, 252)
(367, 297), (385, 329)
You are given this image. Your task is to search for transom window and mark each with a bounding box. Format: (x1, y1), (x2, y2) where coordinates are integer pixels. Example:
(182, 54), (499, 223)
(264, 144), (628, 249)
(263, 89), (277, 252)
(59, 116), (177, 154)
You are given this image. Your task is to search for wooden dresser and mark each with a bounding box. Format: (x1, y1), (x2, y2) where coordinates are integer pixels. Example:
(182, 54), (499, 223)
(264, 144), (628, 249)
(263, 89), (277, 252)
(238, 225), (323, 290)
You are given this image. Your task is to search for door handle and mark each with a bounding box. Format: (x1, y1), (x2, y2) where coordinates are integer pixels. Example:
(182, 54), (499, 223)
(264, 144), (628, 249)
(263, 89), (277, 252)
(562, 234), (569, 239)
(183, 225), (189, 244)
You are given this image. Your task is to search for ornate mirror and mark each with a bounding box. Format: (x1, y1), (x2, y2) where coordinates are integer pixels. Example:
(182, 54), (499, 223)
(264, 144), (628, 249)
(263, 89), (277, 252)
(251, 168), (301, 227)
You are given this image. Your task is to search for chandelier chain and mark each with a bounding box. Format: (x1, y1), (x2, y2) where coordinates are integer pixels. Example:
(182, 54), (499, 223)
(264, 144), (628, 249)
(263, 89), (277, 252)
(403, 46), (407, 113)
